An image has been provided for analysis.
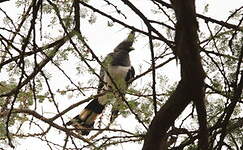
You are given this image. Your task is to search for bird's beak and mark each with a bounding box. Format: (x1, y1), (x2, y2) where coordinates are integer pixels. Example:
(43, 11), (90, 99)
(129, 47), (135, 51)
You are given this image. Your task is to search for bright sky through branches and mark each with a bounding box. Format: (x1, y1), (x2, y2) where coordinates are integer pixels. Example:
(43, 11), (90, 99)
(0, 0), (242, 149)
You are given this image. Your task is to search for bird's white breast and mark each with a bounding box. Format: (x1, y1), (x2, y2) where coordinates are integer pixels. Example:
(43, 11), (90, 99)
(98, 66), (131, 105)
(104, 66), (131, 87)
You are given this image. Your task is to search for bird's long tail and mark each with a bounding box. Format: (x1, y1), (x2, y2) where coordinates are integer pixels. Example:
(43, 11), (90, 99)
(66, 99), (105, 135)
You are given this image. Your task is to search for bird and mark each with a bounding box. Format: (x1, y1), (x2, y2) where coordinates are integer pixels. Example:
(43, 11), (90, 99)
(66, 31), (135, 135)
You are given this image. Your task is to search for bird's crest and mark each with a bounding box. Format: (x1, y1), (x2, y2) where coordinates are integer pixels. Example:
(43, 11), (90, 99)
(126, 31), (135, 43)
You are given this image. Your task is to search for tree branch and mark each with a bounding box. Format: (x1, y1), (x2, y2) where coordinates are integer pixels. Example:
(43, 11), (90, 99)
(142, 0), (208, 149)
(153, 0), (243, 31)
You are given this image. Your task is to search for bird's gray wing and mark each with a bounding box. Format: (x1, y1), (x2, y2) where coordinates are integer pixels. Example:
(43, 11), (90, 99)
(97, 53), (113, 93)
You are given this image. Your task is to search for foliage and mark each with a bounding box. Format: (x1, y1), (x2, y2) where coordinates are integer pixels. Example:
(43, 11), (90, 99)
(0, 0), (242, 149)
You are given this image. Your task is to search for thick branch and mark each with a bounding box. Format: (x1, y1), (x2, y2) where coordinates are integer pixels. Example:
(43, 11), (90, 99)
(142, 0), (208, 149)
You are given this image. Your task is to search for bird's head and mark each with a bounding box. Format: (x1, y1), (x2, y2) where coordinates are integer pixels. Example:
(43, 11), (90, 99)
(114, 31), (135, 53)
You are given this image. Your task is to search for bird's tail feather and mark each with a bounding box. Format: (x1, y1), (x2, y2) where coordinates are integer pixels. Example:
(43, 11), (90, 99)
(66, 99), (105, 135)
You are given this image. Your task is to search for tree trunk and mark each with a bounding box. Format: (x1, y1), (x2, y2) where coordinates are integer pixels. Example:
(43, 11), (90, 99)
(142, 0), (208, 149)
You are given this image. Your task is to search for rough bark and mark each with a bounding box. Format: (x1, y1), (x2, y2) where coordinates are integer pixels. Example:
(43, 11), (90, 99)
(142, 0), (208, 150)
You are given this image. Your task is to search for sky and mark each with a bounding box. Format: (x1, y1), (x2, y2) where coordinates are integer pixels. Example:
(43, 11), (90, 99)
(0, 0), (242, 149)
